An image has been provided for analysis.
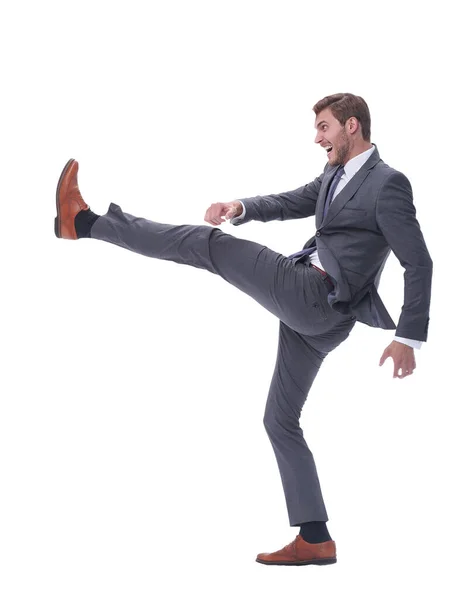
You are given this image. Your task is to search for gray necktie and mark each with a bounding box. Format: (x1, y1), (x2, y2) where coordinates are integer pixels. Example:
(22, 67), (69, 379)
(288, 166), (345, 260)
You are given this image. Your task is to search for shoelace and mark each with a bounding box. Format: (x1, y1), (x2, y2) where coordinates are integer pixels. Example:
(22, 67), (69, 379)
(281, 536), (298, 555)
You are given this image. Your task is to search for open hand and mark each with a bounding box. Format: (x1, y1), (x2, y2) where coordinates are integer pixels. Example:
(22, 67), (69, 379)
(379, 340), (416, 379)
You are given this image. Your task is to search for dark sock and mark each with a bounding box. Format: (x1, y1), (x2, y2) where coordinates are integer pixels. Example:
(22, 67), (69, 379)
(75, 208), (100, 238)
(299, 521), (332, 544)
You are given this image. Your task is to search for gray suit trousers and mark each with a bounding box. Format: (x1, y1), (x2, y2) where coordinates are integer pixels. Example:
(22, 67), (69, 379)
(91, 203), (356, 526)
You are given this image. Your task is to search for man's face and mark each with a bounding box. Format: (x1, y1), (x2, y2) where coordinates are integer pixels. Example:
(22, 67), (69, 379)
(314, 108), (352, 166)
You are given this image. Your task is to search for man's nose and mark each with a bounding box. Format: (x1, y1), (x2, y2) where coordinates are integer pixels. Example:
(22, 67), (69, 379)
(314, 133), (323, 144)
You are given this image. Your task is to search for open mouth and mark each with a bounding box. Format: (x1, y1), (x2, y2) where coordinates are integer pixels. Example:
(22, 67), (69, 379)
(326, 145), (333, 156)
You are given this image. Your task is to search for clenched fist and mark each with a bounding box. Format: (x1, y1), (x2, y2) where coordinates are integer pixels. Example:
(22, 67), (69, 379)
(204, 201), (243, 226)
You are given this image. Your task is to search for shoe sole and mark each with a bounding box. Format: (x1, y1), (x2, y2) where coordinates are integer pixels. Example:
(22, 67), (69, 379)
(255, 557), (337, 566)
(54, 158), (76, 238)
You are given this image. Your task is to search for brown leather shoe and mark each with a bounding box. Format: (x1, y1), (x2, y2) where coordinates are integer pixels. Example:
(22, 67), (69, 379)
(55, 158), (89, 239)
(256, 534), (337, 566)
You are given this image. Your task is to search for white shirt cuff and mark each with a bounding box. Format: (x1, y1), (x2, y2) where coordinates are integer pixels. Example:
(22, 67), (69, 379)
(394, 336), (423, 350)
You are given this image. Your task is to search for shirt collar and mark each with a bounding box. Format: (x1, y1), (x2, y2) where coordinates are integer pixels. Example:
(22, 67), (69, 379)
(343, 144), (375, 180)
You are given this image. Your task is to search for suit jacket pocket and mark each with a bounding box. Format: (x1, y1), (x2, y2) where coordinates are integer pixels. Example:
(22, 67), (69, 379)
(342, 207), (368, 216)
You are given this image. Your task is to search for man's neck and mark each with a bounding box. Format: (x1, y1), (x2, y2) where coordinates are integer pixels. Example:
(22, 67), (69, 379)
(345, 142), (374, 164)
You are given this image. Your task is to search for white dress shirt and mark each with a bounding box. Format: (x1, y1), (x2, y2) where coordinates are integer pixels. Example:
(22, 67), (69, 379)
(231, 146), (423, 349)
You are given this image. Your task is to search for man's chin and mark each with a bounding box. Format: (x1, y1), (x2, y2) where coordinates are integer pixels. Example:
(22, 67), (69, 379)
(327, 150), (339, 166)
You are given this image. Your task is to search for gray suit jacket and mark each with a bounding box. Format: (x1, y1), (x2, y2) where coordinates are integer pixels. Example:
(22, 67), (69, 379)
(232, 146), (433, 341)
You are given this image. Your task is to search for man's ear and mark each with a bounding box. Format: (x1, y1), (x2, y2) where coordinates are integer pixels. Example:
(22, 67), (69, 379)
(347, 117), (360, 135)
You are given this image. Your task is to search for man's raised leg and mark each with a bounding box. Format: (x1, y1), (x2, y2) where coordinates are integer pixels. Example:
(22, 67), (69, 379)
(55, 159), (341, 337)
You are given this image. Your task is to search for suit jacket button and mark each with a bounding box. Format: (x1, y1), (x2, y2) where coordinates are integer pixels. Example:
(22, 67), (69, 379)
(316, 231), (321, 237)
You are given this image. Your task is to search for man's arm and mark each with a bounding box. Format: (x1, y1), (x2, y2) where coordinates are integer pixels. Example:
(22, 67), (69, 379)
(376, 171), (433, 341)
(230, 170), (326, 226)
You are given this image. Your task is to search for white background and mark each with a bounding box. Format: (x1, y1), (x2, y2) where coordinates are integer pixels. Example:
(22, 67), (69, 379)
(1, 1), (452, 598)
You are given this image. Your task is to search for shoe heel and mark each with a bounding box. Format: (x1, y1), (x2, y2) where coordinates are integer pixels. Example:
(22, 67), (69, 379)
(54, 216), (61, 238)
(313, 557), (337, 566)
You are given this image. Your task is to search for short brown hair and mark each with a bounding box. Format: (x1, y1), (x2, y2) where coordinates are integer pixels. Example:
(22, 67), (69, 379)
(313, 93), (371, 141)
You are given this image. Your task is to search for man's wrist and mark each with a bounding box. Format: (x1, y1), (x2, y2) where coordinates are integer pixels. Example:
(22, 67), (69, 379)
(393, 336), (423, 350)
(234, 201), (244, 217)
(230, 201), (246, 223)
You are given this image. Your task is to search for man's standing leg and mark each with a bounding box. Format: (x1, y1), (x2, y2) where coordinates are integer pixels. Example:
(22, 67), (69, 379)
(264, 321), (328, 526)
(256, 318), (354, 565)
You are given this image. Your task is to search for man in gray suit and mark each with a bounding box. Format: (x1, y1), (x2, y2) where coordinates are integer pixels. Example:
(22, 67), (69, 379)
(55, 93), (432, 566)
